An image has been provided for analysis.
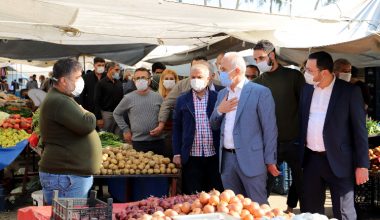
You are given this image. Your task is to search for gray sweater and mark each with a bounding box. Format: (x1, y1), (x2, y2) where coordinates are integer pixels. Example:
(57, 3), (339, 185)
(113, 90), (164, 141)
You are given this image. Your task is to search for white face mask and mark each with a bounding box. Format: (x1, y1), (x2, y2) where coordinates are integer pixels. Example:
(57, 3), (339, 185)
(135, 79), (149, 91)
(95, 66), (105, 74)
(338, 72), (352, 82)
(163, 80), (176, 89)
(71, 77), (85, 97)
(190, 79), (207, 92)
(304, 71), (319, 86)
(256, 60), (272, 73)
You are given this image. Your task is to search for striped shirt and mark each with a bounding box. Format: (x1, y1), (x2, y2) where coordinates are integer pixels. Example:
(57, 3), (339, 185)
(190, 90), (216, 157)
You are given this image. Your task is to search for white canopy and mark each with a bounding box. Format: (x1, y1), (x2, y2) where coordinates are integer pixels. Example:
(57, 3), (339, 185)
(0, 0), (379, 66)
(0, 0), (359, 46)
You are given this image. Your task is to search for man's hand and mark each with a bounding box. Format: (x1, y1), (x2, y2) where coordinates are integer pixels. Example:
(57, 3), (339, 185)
(355, 167), (369, 185)
(218, 95), (238, 114)
(150, 122), (165, 136)
(123, 131), (132, 144)
(173, 155), (181, 168)
(267, 164), (281, 177)
(96, 119), (104, 129)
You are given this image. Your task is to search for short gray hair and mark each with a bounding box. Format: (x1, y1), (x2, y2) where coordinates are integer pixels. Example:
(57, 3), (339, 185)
(105, 62), (119, 72)
(224, 52), (246, 75)
(254, 40), (275, 54)
(190, 64), (210, 76)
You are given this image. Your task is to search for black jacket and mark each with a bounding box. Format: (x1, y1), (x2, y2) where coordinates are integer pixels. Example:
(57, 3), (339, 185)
(78, 71), (106, 113)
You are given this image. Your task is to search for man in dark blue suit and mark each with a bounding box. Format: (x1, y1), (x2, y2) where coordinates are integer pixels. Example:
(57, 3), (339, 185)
(172, 63), (223, 194)
(299, 51), (369, 220)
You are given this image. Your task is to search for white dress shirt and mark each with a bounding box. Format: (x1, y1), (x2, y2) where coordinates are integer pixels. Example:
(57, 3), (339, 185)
(209, 83), (215, 91)
(306, 77), (336, 152)
(223, 79), (246, 149)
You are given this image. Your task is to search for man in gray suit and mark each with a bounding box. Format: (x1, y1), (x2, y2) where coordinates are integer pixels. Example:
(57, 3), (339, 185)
(210, 52), (279, 204)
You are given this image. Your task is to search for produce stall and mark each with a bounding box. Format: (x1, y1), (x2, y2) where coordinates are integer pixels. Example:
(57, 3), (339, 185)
(17, 189), (332, 220)
(0, 91), (33, 117)
(95, 144), (180, 202)
(354, 145), (380, 218)
(367, 118), (380, 147)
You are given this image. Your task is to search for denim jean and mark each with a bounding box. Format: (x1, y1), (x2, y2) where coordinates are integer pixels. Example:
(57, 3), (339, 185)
(39, 172), (93, 205)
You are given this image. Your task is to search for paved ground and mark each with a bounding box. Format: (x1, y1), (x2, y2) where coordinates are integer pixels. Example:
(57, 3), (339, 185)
(0, 212), (16, 220)
(268, 192), (333, 217)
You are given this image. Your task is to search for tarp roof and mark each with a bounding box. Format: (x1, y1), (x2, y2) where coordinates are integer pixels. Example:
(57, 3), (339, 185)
(149, 0), (380, 67)
(0, 40), (156, 65)
(0, 0), (355, 46)
(0, 0), (379, 66)
(149, 34), (380, 68)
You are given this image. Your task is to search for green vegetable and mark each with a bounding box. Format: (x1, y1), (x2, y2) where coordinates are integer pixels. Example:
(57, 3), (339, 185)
(367, 118), (380, 136)
(0, 106), (32, 117)
(32, 108), (41, 135)
(98, 131), (123, 147)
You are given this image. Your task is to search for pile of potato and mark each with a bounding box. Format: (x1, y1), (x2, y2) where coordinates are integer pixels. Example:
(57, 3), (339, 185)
(98, 145), (179, 175)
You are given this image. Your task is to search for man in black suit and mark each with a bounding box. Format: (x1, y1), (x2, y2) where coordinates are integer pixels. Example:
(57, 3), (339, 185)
(299, 51), (369, 220)
(78, 57), (106, 114)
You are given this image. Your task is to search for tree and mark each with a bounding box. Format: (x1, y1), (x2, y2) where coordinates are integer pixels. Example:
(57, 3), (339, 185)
(314, 0), (337, 10)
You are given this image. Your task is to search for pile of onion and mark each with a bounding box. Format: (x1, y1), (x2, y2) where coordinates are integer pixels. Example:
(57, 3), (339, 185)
(116, 189), (295, 220)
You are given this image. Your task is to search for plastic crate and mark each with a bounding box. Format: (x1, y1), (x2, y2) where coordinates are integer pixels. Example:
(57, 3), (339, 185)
(51, 190), (113, 220)
(272, 162), (292, 195)
(354, 171), (380, 212)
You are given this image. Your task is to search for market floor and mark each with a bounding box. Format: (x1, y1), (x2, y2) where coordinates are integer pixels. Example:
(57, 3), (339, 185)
(0, 211), (16, 220)
(268, 192), (332, 216)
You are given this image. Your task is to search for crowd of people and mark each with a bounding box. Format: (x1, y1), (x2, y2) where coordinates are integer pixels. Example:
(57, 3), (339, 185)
(28, 39), (370, 220)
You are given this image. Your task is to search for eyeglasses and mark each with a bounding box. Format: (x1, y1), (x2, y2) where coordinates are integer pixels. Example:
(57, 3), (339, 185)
(134, 76), (150, 80)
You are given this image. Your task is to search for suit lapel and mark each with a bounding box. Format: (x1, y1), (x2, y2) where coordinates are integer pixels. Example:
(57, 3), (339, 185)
(324, 80), (341, 125)
(234, 81), (251, 125)
(207, 91), (217, 118)
(184, 91), (195, 118)
(303, 85), (314, 121)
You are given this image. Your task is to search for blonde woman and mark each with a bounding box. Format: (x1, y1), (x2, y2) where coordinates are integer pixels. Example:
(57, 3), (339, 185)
(157, 69), (179, 158)
(158, 69), (179, 99)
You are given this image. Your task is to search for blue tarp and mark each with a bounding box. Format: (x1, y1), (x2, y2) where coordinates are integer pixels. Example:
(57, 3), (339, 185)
(0, 139), (28, 170)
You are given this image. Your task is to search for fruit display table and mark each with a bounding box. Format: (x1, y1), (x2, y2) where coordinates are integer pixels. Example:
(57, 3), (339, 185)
(0, 139), (28, 170)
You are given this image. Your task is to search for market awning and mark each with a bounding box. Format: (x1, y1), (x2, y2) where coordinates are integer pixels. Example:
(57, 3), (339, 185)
(147, 37), (255, 66)
(0, 40), (157, 65)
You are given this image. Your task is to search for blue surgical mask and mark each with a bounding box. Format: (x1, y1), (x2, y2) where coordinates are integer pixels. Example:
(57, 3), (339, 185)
(219, 68), (236, 87)
(113, 73), (120, 80)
